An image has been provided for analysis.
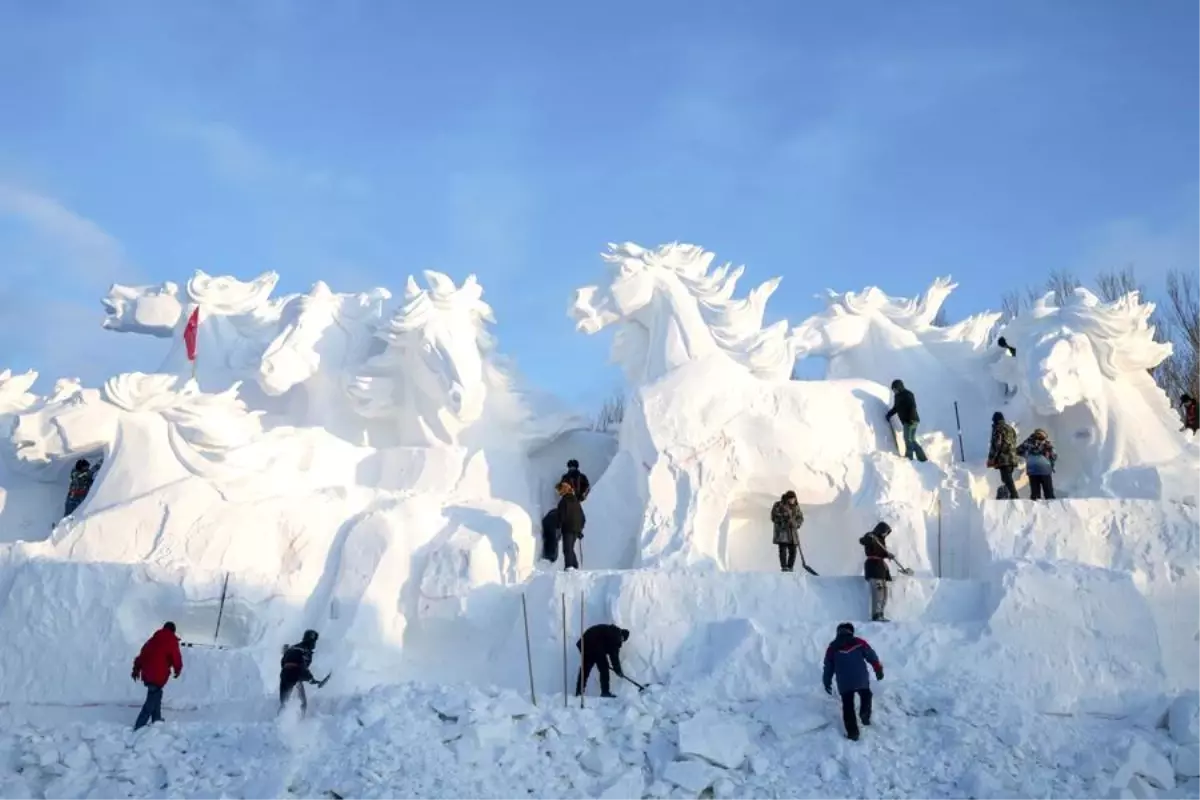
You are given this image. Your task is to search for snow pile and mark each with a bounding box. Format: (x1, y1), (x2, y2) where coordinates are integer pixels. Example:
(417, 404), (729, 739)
(0, 241), (1196, 797)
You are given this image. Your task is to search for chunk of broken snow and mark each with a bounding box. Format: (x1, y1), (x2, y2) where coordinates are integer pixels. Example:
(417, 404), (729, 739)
(677, 713), (749, 769)
(598, 767), (645, 800)
(581, 745), (622, 776)
(1173, 744), (1200, 779)
(664, 760), (724, 795)
(1126, 774), (1158, 799)
(1113, 740), (1175, 792)
(1169, 692), (1200, 745)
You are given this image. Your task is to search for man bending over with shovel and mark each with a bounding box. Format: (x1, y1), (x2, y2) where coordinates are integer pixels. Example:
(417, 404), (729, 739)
(577, 624), (641, 697)
(860, 522), (912, 622)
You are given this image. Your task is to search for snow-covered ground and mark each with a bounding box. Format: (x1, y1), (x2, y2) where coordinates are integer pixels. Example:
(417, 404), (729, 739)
(0, 243), (1197, 798)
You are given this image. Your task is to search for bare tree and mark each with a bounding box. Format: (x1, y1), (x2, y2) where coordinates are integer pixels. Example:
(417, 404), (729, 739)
(1094, 265), (1142, 303)
(593, 389), (626, 432)
(1158, 269), (1200, 401)
(1045, 270), (1081, 304)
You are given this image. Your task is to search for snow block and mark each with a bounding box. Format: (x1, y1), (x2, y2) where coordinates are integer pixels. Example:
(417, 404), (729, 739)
(677, 712), (749, 769)
(581, 745), (622, 776)
(978, 560), (1168, 712)
(1169, 692), (1200, 745)
(598, 767), (646, 800)
(664, 759), (724, 795)
(1173, 744), (1200, 779)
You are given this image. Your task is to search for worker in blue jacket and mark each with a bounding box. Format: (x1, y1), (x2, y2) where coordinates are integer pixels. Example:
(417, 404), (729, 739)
(822, 622), (884, 741)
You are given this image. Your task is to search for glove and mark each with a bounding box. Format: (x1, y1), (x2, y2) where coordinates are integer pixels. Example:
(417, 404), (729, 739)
(986, 459), (996, 468)
(131, 668), (140, 681)
(824, 685), (833, 695)
(173, 671), (181, 679)
(875, 669), (884, 681)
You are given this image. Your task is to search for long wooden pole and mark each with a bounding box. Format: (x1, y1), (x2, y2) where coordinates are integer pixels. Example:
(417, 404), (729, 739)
(213, 572), (229, 644)
(579, 590), (585, 709)
(561, 593), (568, 707)
(521, 593), (536, 706)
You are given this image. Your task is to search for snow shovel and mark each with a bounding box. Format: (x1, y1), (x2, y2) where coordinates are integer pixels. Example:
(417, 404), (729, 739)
(315, 672), (332, 688)
(798, 545), (819, 576)
(619, 674), (647, 693)
(893, 559), (914, 577)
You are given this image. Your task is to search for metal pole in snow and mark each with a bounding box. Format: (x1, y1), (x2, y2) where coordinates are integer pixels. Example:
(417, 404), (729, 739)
(521, 593), (536, 707)
(213, 573), (230, 644)
(953, 401), (966, 462)
(561, 593), (568, 708)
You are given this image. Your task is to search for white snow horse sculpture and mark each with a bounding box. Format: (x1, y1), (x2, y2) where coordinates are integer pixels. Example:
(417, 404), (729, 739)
(791, 277), (1003, 462)
(570, 243), (934, 574)
(996, 287), (1197, 500)
(8, 373), (266, 514)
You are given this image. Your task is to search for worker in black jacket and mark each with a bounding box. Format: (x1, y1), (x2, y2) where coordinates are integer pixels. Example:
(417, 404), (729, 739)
(560, 459), (590, 501)
(576, 624), (630, 698)
(556, 480), (585, 570)
(279, 629), (324, 716)
(885, 379), (928, 462)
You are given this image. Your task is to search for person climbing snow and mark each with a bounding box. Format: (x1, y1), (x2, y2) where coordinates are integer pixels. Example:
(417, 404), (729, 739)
(556, 480), (585, 571)
(1016, 428), (1057, 500)
(63, 458), (101, 518)
(885, 380), (927, 462)
(822, 622), (883, 742)
(997, 336), (1016, 358)
(770, 490), (806, 573)
(560, 459), (590, 501)
(131, 621), (182, 730)
(860, 522), (907, 621)
(540, 506), (561, 563)
(1181, 394), (1198, 433)
(280, 629), (325, 717)
(576, 624), (629, 698)
(987, 412), (1019, 499)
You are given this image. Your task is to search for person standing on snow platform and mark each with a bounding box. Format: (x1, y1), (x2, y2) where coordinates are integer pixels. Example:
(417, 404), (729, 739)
(280, 629), (324, 716)
(556, 481), (586, 571)
(131, 621), (182, 730)
(560, 459), (590, 501)
(1016, 428), (1057, 500)
(987, 411), (1020, 499)
(1181, 393), (1198, 433)
(770, 490), (805, 573)
(576, 624), (629, 698)
(885, 380), (927, 463)
(860, 522), (904, 622)
(63, 458), (102, 517)
(823, 622), (883, 741)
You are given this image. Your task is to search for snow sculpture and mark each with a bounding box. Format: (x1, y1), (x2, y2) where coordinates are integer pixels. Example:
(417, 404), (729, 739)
(568, 242), (931, 574)
(571, 242), (799, 384)
(102, 281), (185, 338)
(792, 277), (1004, 461)
(9, 373), (265, 510)
(0, 370), (63, 541)
(258, 281), (390, 437)
(350, 271), (497, 446)
(996, 288), (1195, 498)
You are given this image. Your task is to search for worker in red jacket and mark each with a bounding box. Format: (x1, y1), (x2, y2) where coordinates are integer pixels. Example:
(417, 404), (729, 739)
(131, 621), (182, 730)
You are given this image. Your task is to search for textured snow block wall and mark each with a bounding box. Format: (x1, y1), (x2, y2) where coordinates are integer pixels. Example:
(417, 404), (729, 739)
(976, 559), (1169, 712)
(485, 570), (987, 702)
(959, 499), (1200, 691)
(0, 559), (265, 705)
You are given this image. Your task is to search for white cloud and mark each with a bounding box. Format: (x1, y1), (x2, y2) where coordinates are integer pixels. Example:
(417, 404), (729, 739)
(0, 184), (130, 277)
(160, 118), (369, 197)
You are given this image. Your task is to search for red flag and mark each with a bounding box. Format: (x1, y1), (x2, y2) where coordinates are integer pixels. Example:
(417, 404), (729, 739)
(183, 308), (199, 362)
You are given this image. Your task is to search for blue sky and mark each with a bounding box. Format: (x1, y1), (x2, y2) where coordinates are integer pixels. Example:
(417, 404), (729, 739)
(0, 1), (1196, 408)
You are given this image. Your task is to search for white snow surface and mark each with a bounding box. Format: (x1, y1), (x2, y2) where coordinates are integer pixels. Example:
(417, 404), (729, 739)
(0, 242), (1196, 798)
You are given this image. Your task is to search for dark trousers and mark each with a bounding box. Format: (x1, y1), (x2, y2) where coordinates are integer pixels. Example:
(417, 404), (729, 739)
(63, 494), (84, 517)
(542, 530), (559, 562)
(133, 683), (164, 730)
(777, 543), (797, 572)
(576, 653), (612, 696)
(562, 532), (580, 570)
(998, 466), (1018, 499)
(841, 688), (872, 739)
(902, 423), (928, 462)
(280, 671), (308, 715)
(1029, 473), (1055, 500)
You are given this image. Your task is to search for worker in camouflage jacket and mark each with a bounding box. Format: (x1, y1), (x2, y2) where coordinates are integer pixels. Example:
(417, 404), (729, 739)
(770, 490), (805, 573)
(987, 412), (1019, 499)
